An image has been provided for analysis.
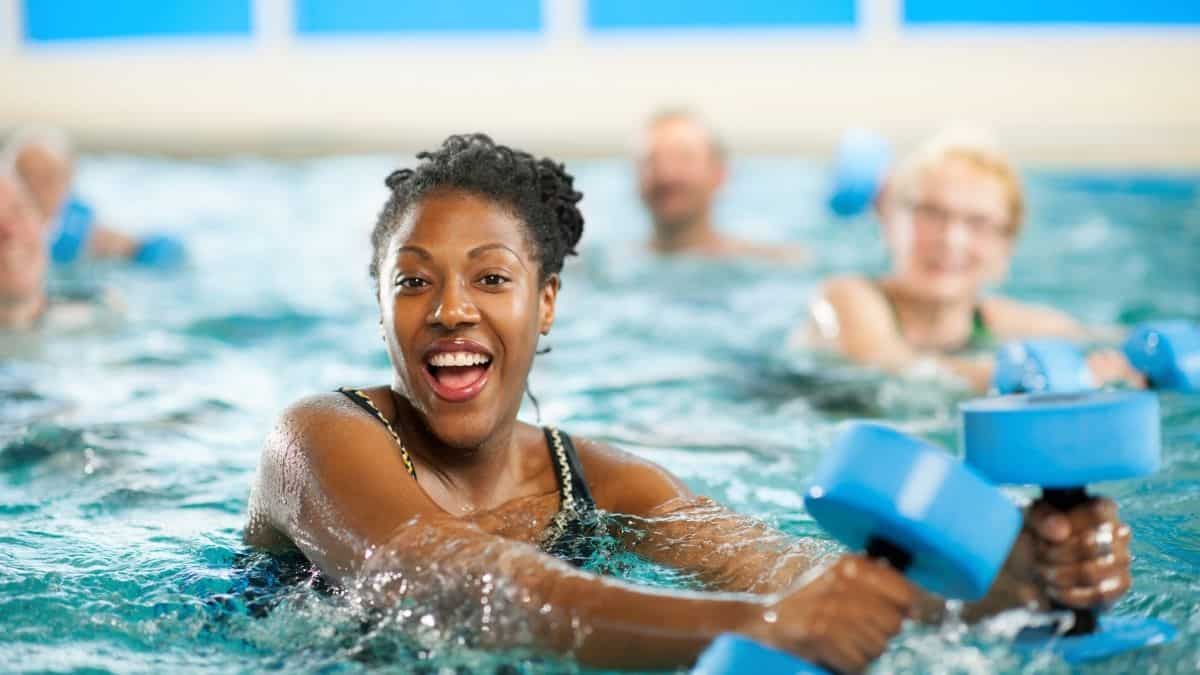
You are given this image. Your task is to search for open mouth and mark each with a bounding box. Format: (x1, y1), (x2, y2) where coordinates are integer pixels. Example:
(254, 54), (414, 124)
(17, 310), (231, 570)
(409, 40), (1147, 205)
(422, 347), (493, 403)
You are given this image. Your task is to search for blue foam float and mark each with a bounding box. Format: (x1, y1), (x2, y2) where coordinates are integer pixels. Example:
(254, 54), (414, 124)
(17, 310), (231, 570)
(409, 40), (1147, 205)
(827, 129), (892, 218)
(961, 390), (1173, 663)
(806, 422), (1022, 601)
(1124, 320), (1200, 392)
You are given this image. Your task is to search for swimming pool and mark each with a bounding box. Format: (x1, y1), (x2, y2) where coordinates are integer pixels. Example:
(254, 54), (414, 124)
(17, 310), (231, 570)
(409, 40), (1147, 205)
(2, 155), (1198, 673)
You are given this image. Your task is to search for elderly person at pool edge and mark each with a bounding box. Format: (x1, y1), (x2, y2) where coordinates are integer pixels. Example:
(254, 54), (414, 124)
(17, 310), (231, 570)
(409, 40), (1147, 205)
(245, 135), (1132, 673)
(0, 172), (50, 329)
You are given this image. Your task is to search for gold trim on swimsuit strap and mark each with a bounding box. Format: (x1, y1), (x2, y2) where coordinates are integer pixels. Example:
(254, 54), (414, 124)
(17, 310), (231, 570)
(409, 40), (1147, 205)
(548, 426), (576, 512)
(350, 388), (416, 479)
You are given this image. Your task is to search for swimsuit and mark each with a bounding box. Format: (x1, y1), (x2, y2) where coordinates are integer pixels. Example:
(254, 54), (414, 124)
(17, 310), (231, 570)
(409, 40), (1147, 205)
(876, 282), (994, 353)
(336, 387), (601, 566)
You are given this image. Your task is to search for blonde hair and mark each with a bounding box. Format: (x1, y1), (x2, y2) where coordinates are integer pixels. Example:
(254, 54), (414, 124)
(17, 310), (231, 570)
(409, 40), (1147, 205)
(891, 126), (1024, 236)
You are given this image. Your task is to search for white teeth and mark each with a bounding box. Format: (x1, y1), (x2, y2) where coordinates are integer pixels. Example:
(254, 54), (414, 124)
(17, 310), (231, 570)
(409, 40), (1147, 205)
(428, 351), (491, 367)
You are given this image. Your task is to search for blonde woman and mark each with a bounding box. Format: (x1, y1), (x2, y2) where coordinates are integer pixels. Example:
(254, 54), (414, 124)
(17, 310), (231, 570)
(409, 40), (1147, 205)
(805, 129), (1138, 392)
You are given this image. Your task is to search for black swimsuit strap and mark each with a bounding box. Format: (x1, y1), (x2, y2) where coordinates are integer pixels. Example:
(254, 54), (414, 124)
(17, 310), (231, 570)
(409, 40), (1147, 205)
(542, 427), (596, 514)
(336, 387), (417, 479)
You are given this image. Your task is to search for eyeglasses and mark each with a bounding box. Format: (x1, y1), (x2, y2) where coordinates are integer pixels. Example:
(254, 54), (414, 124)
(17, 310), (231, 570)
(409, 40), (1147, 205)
(906, 200), (1012, 239)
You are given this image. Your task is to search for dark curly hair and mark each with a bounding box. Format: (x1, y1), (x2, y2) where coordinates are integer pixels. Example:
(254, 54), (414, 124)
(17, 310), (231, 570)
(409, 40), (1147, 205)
(369, 134), (584, 288)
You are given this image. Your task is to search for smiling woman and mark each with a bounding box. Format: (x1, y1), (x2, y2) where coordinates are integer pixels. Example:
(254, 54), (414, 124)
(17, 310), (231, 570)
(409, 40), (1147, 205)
(802, 128), (1145, 392)
(242, 134), (1132, 673)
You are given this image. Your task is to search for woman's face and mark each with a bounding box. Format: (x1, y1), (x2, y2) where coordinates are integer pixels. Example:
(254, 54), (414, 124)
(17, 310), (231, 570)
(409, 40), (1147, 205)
(378, 189), (557, 449)
(884, 158), (1015, 303)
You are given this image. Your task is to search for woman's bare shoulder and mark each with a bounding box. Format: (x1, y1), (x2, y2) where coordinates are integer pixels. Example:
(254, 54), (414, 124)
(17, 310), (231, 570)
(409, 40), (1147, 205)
(568, 435), (692, 516)
(245, 389), (401, 546)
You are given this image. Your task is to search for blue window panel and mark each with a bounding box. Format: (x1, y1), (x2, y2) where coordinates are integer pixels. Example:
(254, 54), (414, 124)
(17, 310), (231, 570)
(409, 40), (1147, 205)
(22, 0), (252, 42)
(904, 0), (1200, 25)
(587, 0), (856, 30)
(295, 0), (542, 34)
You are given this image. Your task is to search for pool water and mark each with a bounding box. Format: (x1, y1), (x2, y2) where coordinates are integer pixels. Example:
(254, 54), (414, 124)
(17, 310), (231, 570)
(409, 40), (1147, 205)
(2, 155), (1198, 674)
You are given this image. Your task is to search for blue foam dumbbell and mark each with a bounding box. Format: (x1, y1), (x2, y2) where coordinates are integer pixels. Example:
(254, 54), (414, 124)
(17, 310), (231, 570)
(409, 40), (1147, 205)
(694, 422), (1022, 674)
(961, 390), (1176, 663)
(995, 324), (1200, 395)
(1123, 321), (1200, 392)
(827, 129), (892, 218)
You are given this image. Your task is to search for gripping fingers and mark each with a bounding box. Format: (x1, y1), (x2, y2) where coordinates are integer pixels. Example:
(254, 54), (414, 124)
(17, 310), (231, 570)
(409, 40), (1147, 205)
(1048, 570), (1131, 609)
(1040, 550), (1130, 588)
(851, 556), (918, 611)
(817, 633), (874, 675)
(1036, 522), (1131, 565)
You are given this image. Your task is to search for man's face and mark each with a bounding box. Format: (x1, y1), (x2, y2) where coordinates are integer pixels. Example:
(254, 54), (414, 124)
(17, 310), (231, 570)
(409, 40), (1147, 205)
(636, 117), (725, 235)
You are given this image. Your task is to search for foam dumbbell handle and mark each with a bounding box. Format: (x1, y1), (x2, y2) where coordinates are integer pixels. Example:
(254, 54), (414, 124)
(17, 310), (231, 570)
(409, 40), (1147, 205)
(865, 536), (912, 572)
(1040, 486), (1099, 636)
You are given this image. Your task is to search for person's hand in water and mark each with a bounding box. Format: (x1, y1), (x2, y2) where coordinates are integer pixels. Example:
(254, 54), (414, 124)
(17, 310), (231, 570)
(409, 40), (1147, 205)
(1027, 497), (1132, 609)
(1087, 348), (1147, 389)
(984, 497), (1132, 614)
(740, 555), (917, 673)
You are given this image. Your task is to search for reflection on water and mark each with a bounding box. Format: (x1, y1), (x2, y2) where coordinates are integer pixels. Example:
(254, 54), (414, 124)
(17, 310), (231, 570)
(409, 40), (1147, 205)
(1, 156), (1198, 673)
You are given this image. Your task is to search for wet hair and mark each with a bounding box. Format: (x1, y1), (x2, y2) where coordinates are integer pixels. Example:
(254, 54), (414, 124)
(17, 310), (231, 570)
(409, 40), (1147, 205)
(370, 134), (584, 287)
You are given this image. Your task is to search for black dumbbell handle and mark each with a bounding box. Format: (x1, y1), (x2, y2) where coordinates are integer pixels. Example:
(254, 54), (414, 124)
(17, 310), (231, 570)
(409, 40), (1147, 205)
(865, 536), (913, 572)
(1041, 487), (1099, 636)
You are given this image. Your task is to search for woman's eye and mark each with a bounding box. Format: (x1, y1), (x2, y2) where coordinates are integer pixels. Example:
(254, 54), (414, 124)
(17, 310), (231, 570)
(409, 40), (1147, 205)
(480, 274), (509, 286)
(395, 276), (428, 289)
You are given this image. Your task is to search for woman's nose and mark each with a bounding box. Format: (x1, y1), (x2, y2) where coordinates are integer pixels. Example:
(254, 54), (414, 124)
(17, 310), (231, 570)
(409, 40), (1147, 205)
(427, 278), (481, 329)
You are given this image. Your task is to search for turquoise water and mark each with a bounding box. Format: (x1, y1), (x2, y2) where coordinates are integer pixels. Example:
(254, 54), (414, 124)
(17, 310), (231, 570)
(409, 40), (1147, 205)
(2, 156), (1198, 674)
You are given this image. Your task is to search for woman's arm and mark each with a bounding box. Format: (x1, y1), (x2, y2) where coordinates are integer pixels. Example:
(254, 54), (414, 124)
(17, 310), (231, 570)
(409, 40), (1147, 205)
(581, 439), (1132, 625)
(802, 277), (996, 392)
(246, 395), (912, 672)
(576, 438), (822, 593)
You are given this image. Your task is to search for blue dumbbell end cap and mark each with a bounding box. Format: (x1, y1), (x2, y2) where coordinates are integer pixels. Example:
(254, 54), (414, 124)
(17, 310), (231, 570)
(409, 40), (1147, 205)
(1124, 320), (1200, 392)
(1014, 615), (1175, 664)
(804, 422), (1022, 601)
(134, 234), (187, 269)
(49, 195), (96, 264)
(828, 129), (892, 218)
(961, 390), (1160, 487)
(993, 339), (1093, 395)
(693, 634), (828, 675)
